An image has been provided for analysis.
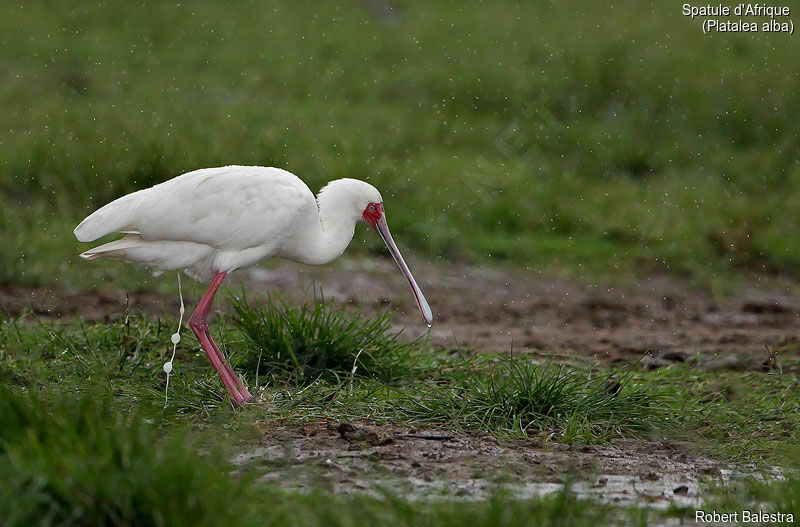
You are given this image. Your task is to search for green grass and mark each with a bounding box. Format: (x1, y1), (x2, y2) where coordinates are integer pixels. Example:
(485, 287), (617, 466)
(1, 301), (665, 526)
(0, 305), (669, 441)
(2, 0), (800, 290)
(5, 383), (796, 527)
(391, 357), (661, 442)
(2, 391), (665, 527)
(231, 291), (419, 384)
(3, 296), (800, 463)
(1, 389), (662, 527)
(230, 358), (663, 444)
(3, 1), (799, 521)
(646, 362), (800, 463)
(3, 298), (800, 523)
(0, 390), (253, 527)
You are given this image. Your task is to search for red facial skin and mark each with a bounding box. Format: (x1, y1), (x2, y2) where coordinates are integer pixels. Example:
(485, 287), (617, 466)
(362, 202), (384, 227)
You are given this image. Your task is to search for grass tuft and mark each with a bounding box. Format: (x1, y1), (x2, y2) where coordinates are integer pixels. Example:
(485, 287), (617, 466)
(231, 292), (419, 385)
(401, 358), (664, 441)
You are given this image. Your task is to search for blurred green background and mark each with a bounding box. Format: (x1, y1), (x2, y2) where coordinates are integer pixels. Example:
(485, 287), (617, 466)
(2, 0), (799, 290)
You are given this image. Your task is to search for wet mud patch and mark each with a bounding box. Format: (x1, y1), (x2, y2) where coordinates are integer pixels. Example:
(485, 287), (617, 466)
(233, 420), (729, 509)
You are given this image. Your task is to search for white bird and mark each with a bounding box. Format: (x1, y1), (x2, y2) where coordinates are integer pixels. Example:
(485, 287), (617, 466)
(74, 165), (434, 405)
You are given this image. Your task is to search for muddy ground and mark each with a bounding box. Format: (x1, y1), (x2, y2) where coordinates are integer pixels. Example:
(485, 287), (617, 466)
(5, 257), (800, 370)
(3, 258), (799, 510)
(234, 419), (728, 509)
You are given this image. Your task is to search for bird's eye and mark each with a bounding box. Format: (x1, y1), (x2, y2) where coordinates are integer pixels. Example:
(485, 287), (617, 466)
(369, 205), (376, 211)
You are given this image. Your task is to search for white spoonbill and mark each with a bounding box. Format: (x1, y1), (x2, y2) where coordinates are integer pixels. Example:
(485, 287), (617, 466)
(74, 165), (434, 405)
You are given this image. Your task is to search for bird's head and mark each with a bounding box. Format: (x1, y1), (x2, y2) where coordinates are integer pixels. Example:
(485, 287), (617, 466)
(321, 178), (433, 326)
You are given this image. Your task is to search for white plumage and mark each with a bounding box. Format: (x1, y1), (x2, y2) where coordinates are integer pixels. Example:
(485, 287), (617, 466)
(75, 166), (375, 280)
(75, 165), (433, 405)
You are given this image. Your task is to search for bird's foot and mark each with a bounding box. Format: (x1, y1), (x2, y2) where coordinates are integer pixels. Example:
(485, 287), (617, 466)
(234, 377), (253, 402)
(229, 375), (253, 405)
(228, 386), (254, 407)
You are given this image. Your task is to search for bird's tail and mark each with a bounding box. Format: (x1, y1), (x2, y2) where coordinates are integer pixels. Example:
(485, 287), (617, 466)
(74, 192), (141, 242)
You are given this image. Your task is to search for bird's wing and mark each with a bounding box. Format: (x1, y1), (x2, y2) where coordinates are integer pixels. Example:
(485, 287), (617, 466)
(76, 166), (315, 251)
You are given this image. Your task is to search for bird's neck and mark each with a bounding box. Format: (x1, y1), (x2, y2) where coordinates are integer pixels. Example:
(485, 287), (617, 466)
(312, 204), (358, 264)
(282, 184), (359, 265)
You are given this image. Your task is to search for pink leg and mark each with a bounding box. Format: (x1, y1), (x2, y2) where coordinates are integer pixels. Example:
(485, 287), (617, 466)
(192, 273), (251, 399)
(207, 331), (253, 401)
(189, 271), (252, 405)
